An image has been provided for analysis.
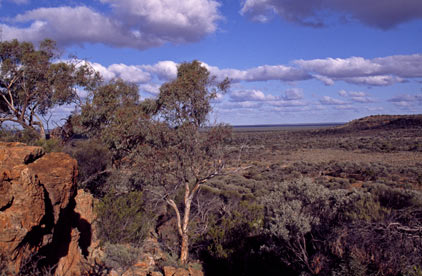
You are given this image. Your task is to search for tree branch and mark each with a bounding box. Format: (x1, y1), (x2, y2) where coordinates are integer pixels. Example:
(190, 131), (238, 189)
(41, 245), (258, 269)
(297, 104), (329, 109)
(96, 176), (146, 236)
(79, 169), (113, 187)
(167, 199), (183, 237)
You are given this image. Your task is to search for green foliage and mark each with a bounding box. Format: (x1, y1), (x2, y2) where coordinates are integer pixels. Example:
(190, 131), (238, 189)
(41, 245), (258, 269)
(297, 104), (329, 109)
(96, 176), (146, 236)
(261, 178), (349, 240)
(32, 138), (63, 153)
(0, 39), (100, 138)
(96, 191), (152, 246)
(203, 200), (263, 259)
(63, 139), (111, 195)
(258, 178), (373, 273)
(157, 60), (229, 128)
(103, 243), (141, 272)
(74, 79), (150, 163)
(0, 127), (39, 143)
(342, 195), (390, 223)
(407, 266), (422, 276)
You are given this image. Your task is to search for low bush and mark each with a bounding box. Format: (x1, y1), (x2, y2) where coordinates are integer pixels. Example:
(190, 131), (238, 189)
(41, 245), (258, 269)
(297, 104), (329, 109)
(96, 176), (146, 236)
(96, 191), (153, 246)
(103, 243), (141, 272)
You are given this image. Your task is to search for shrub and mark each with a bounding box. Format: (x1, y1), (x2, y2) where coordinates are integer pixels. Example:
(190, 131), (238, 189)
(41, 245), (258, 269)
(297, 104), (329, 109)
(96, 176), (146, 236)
(33, 138), (63, 153)
(96, 191), (153, 246)
(103, 243), (141, 272)
(0, 127), (39, 143)
(64, 139), (111, 195)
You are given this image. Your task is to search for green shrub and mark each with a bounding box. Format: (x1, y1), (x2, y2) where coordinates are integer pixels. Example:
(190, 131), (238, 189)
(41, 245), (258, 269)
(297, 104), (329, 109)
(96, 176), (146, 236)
(64, 139), (111, 195)
(202, 200), (263, 259)
(33, 138), (63, 153)
(0, 127), (39, 143)
(96, 191), (153, 246)
(103, 243), (141, 272)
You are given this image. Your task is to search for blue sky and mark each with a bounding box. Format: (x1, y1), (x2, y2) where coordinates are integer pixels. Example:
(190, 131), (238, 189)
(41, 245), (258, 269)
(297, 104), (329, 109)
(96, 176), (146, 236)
(1, 0), (422, 125)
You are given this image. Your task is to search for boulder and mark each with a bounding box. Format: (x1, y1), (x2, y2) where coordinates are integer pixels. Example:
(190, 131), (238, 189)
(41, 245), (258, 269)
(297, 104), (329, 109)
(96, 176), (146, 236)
(0, 142), (99, 275)
(56, 189), (101, 276)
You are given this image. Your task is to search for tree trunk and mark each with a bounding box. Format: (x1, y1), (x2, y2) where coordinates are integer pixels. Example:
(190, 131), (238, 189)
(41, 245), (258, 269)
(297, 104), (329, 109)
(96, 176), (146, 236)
(180, 233), (189, 264)
(180, 182), (193, 264)
(39, 125), (46, 140)
(168, 182), (200, 265)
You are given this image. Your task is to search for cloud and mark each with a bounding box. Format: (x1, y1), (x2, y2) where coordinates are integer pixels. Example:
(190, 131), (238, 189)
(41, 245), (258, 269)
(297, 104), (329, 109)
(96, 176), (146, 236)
(319, 96), (346, 105)
(334, 105), (356, 111)
(140, 83), (161, 95)
(0, 0), (29, 5)
(294, 55), (422, 86)
(225, 87), (308, 111)
(338, 90), (374, 103)
(220, 101), (263, 109)
(388, 93), (422, 108)
(203, 63), (310, 82)
(81, 54), (422, 106)
(283, 88), (303, 100)
(372, 55), (422, 78)
(2, 0), (222, 49)
(86, 61), (151, 83)
(100, 0), (221, 43)
(240, 0), (422, 29)
(141, 61), (178, 81)
(244, 65), (310, 81)
(7, 0), (29, 4)
(367, 107), (384, 112)
(204, 54), (422, 87)
(338, 90), (348, 97)
(269, 99), (307, 107)
(295, 56), (381, 78)
(3, 6), (141, 47)
(108, 64), (151, 83)
(88, 62), (117, 81)
(342, 76), (403, 86)
(230, 89), (278, 102)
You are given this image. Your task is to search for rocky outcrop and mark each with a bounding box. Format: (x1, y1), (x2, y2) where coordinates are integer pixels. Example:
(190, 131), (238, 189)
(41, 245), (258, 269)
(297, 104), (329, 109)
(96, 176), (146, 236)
(162, 265), (203, 276)
(0, 142), (98, 275)
(56, 189), (101, 276)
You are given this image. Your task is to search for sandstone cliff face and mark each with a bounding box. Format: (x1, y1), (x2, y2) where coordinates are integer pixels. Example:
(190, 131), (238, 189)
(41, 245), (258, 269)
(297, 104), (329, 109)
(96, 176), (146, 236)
(0, 142), (98, 275)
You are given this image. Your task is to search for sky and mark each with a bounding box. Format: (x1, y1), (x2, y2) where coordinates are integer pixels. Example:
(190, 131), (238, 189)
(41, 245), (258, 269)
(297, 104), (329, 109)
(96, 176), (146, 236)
(1, 0), (422, 125)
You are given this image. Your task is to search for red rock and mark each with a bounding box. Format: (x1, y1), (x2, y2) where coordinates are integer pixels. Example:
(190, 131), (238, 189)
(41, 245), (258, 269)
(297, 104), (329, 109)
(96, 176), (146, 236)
(174, 268), (190, 276)
(28, 152), (78, 224)
(56, 189), (101, 276)
(163, 266), (177, 276)
(0, 142), (97, 275)
(0, 144), (47, 273)
(188, 266), (204, 276)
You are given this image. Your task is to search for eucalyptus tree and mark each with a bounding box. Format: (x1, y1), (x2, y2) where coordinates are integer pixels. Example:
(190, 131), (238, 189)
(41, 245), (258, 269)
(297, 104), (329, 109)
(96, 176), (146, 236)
(76, 61), (230, 264)
(144, 61), (230, 263)
(0, 39), (99, 139)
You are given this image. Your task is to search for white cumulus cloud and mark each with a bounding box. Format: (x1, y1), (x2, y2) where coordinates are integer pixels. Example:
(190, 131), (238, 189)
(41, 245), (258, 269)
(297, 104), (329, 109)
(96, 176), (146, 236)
(203, 63), (310, 82)
(230, 89), (278, 102)
(141, 61), (178, 81)
(2, 0), (222, 49)
(108, 64), (151, 83)
(294, 55), (419, 86)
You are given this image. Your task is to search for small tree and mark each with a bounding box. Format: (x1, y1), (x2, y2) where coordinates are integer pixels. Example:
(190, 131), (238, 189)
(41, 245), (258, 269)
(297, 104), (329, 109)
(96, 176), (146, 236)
(135, 61), (230, 264)
(76, 61), (230, 264)
(0, 39), (99, 139)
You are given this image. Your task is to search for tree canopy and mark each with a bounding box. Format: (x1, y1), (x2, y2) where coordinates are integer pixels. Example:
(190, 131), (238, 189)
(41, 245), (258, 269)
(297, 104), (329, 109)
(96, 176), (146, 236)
(76, 60), (231, 263)
(0, 39), (100, 138)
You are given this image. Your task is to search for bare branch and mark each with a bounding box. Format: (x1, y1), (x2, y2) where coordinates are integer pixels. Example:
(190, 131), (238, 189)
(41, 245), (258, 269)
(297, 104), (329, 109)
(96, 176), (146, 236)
(167, 199), (183, 237)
